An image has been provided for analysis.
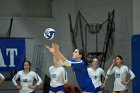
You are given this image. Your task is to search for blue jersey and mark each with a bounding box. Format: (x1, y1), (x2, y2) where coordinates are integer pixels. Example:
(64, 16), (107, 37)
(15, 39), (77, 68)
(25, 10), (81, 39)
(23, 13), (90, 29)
(65, 59), (95, 91)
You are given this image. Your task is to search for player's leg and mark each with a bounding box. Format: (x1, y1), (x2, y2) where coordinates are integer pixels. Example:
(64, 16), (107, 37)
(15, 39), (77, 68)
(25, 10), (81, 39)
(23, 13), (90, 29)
(97, 91), (102, 93)
(119, 90), (127, 93)
(56, 91), (64, 93)
(82, 92), (93, 93)
(83, 90), (102, 93)
(49, 91), (55, 93)
(112, 91), (119, 93)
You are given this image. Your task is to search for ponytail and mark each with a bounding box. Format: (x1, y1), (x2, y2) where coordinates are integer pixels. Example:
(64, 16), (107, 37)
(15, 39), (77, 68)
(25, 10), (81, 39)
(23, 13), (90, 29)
(78, 49), (88, 66)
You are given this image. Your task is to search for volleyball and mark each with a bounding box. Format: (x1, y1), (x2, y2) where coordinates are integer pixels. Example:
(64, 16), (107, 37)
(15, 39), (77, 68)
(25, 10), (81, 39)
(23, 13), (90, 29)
(44, 28), (55, 40)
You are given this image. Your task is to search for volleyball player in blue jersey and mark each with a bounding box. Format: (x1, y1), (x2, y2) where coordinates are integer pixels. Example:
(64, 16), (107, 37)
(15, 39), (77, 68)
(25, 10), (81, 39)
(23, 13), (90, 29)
(45, 43), (96, 93)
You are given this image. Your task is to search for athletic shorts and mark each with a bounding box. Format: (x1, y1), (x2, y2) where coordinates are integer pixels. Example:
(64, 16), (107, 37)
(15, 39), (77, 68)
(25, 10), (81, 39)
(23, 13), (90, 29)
(82, 82), (96, 93)
(49, 85), (65, 92)
(95, 86), (103, 93)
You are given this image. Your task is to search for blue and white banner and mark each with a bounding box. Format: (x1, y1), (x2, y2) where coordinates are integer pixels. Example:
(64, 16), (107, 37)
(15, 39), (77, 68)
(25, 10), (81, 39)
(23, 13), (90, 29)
(0, 38), (25, 71)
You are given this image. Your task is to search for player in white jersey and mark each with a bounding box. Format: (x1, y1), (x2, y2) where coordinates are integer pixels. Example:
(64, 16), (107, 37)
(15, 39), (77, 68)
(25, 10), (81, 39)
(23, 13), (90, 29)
(87, 58), (108, 93)
(107, 55), (135, 93)
(0, 73), (5, 84)
(49, 55), (68, 93)
(12, 61), (42, 93)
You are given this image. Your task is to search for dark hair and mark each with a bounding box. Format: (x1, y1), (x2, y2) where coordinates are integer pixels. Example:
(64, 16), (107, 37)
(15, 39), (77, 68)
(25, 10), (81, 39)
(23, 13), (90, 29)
(78, 49), (88, 66)
(24, 61), (32, 70)
(115, 55), (123, 60)
(115, 55), (123, 64)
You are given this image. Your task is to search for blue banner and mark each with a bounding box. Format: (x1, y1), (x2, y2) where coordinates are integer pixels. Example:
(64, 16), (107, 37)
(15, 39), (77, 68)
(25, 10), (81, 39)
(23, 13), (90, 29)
(0, 38), (25, 71)
(132, 35), (140, 93)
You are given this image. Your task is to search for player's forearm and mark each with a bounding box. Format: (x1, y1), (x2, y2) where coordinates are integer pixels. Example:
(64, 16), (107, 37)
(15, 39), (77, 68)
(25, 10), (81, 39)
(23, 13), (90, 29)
(130, 70), (135, 80)
(107, 65), (114, 75)
(127, 79), (132, 84)
(33, 84), (38, 88)
(36, 76), (43, 86)
(12, 77), (18, 86)
(55, 50), (67, 62)
(53, 54), (60, 62)
(127, 76), (135, 84)
(110, 66), (114, 70)
(103, 78), (107, 85)
(109, 63), (114, 70)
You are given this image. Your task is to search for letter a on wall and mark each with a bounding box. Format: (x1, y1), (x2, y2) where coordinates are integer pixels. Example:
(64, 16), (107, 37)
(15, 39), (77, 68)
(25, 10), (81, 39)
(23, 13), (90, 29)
(0, 38), (25, 71)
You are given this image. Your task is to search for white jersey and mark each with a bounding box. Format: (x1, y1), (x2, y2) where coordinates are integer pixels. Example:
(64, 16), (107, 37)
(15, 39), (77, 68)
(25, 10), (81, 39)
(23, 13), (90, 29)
(107, 65), (135, 91)
(49, 66), (68, 87)
(0, 73), (5, 80)
(87, 67), (108, 88)
(12, 70), (42, 93)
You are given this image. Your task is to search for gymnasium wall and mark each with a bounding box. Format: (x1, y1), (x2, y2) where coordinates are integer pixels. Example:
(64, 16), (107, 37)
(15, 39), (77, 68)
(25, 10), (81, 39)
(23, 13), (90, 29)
(74, 0), (133, 93)
(0, 0), (52, 17)
(133, 0), (140, 35)
(0, 0), (134, 92)
(0, 0), (78, 87)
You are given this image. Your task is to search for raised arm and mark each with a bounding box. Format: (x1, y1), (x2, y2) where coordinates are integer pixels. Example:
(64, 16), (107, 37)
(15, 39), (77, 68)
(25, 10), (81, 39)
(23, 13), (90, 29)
(45, 43), (71, 67)
(52, 43), (67, 62)
(107, 60), (115, 75)
(53, 54), (60, 62)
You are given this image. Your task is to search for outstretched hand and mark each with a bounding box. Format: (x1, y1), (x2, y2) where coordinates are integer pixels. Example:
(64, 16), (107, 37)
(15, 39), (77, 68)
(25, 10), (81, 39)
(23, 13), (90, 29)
(44, 45), (55, 53)
(45, 43), (60, 54)
(112, 59), (116, 65)
(52, 43), (60, 52)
